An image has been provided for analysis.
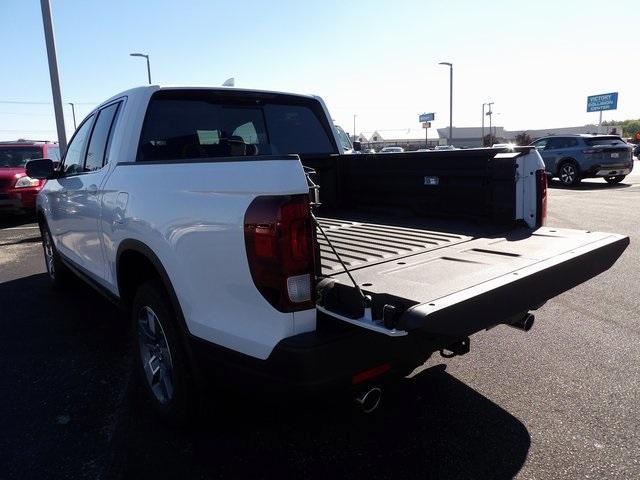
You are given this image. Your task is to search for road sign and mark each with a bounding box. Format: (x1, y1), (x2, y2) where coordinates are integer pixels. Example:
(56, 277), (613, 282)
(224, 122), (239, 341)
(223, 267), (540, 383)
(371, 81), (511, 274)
(587, 92), (618, 112)
(419, 113), (435, 122)
(422, 122), (431, 129)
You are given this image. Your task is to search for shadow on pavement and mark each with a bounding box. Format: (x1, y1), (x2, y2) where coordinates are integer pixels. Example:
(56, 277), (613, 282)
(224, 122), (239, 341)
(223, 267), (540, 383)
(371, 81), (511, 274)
(0, 213), (37, 229)
(109, 363), (531, 480)
(0, 273), (130, 480)
(548, 179), (632, 191)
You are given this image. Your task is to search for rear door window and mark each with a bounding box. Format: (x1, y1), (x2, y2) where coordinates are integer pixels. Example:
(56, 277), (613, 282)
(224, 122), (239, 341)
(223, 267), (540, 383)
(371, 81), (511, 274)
(137, 90), (336, 161)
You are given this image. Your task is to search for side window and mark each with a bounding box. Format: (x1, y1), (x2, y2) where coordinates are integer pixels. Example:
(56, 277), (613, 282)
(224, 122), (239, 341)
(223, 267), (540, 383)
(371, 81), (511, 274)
(533, 139), (549, 150)
(548, 138), (566, 149)
(85, 102), (121, 171)
(62, 115), (95, 175)
(566, 138), (578, 148)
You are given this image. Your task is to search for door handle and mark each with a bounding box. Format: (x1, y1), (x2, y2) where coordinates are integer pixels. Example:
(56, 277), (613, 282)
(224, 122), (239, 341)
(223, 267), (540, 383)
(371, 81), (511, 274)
(87, 184), (98, 195)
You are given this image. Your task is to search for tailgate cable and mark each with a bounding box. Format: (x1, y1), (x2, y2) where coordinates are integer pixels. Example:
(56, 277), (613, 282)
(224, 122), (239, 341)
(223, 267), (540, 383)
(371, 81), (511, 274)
(311, 212), (373, 321)
(304, 166), (372, 320)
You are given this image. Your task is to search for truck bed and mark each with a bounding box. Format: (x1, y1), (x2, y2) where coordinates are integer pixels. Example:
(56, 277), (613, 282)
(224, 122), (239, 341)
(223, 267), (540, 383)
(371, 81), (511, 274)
(316, 215), (629, 338)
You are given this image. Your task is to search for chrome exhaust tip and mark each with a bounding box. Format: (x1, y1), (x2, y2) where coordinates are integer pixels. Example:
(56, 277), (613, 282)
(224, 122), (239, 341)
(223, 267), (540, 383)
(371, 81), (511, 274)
(355, 387), (382, 413)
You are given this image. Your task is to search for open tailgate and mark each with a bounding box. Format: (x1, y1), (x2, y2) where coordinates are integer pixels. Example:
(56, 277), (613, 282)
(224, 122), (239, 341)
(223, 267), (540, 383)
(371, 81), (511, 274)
(317, 223), (629, 338)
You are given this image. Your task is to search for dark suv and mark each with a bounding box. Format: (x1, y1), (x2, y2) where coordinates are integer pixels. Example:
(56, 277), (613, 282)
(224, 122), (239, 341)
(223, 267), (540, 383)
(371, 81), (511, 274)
(530, 135), (633, 186)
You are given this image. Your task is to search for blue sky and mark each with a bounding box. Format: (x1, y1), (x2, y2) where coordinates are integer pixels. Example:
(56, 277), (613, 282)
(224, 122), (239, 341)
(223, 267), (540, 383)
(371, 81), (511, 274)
(1, 0), (637, 141)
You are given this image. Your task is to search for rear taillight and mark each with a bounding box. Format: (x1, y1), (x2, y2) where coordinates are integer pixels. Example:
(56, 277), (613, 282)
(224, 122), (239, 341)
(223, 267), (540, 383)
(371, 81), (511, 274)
(244, 194), (315, 312)
(582, 148), (601, 155)
(536, 169), (547, 228)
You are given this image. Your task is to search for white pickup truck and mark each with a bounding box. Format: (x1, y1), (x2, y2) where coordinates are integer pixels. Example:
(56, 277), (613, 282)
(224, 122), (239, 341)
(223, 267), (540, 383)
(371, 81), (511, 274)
(27, 86), (628, 420)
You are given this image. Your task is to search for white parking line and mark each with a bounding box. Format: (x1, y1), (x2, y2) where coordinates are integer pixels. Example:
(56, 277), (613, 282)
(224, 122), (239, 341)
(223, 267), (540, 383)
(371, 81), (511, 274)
(2, 226), (40, 231)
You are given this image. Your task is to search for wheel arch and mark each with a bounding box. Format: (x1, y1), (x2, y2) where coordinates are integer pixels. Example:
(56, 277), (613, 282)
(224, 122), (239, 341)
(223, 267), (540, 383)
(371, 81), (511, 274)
(116, 239), (203, 386)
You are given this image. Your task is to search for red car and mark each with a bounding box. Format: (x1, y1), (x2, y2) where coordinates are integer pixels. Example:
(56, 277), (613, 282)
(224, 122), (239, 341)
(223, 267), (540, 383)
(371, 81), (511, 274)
(0, 140), (60, 214)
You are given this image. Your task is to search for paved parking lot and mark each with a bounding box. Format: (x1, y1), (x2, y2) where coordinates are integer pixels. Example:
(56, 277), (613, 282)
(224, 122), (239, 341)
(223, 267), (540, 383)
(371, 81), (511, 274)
(1, 165), (639, 479)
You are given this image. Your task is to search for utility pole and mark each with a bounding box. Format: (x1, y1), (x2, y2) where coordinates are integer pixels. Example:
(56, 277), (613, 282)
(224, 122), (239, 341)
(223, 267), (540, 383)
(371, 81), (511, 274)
(482, 103), (486, 146)
(486, 102), (494, 146)
(40, 0), (67, 153)
(353, 114), (357, 143)
(439, 62), (453, 144)
(68, 102), (77, 130)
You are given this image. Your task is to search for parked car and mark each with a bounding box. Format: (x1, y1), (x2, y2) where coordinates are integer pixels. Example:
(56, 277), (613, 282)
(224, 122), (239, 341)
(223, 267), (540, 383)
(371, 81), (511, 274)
(0, 140), (60, 214)
(492, 143), (516, 149)
(380, 146), (404, 153)
(434, 145), (456, 150)
(29, 86), (628, 422)
(530, 135), (633, 186)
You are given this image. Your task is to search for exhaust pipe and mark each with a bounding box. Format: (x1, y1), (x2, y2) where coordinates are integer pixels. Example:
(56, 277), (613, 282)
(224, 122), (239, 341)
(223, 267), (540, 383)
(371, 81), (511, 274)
(508, 313), (535, 332)
(355, 387), (382, 413)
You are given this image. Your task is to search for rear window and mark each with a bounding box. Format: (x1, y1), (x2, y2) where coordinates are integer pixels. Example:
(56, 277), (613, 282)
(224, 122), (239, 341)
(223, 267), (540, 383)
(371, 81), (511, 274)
(0, 147), (43, 167)
(584, 136), (627, 147)
(137, 90), (336, 161)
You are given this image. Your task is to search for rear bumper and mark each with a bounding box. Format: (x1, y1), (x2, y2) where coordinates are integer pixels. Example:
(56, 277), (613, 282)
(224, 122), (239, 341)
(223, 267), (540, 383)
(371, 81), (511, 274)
(190, 315), (439, 394)
(0, 188), (39, 211)
(582, 163), (633, 177)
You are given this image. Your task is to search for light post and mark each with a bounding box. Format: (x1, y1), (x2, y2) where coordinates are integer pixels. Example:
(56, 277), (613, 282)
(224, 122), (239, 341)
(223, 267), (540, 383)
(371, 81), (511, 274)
(438, 62), (453, 144)
(482, 103), (488, 146)
(68, 102), (77, 130)
(130, 53), (151, 84)
(353, 114), (357, 143)
(40, 0), (67, 153)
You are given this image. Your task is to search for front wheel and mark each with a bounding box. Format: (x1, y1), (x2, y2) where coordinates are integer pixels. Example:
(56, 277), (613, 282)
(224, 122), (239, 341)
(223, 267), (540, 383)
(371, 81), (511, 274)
(40, 222), (71, 289)
(558, 161), (580, 187)
(132, 280), (196, 426)
(604, 175), (625, 184)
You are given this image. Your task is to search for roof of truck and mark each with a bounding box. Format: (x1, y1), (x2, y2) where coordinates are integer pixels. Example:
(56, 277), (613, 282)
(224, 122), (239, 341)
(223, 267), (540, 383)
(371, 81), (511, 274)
(98, 85), (318, 108)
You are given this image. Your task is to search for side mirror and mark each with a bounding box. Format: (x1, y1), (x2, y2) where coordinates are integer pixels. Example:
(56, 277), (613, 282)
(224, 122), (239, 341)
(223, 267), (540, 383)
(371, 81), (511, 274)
(353, 141), (362, 152)
(26, 158), (56, 180)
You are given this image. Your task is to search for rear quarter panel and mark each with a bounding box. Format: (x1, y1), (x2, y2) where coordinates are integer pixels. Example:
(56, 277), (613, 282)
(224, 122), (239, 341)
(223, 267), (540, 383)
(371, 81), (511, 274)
(102, 158), (315, 359)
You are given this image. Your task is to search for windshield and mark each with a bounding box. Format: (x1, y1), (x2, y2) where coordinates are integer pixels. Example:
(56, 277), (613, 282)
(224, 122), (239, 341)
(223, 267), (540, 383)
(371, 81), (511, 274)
(334, 125), (353, 151)
(0, 147), (43, 167)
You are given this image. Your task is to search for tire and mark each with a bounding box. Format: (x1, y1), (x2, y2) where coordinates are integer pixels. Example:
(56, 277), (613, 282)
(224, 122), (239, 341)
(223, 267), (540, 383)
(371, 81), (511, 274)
(39, 222), (72, 289)
(604, 175), (625, 185)
(132, 279), (196, 426)
(558, 161), (581, 187)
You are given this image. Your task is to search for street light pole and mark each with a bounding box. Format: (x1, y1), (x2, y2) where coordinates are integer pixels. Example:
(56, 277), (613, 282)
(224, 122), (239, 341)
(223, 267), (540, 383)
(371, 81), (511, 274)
(130, 53), (152, 84)
(439, 62), (453, 145)
(68, 102), (77, 130)
(353, 114), (357, 143)
(40, 0), (67, 154)
(482, 103), (486, 146)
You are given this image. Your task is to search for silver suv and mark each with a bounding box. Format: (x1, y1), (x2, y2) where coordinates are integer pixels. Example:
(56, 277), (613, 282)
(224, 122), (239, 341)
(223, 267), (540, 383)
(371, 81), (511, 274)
(530, 135), (633, 186)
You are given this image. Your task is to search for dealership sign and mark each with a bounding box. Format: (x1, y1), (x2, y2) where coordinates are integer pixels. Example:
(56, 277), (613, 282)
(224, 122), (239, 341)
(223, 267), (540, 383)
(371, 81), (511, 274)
(419, 113), (435, 122)
(586, 92), (618, 112)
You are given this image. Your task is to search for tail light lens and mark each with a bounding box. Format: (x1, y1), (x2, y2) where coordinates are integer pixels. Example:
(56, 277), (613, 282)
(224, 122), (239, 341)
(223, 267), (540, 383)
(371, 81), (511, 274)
(244, 194), (315, 312)
(582, 148), (601, 155)
(536, 169), (547, 228)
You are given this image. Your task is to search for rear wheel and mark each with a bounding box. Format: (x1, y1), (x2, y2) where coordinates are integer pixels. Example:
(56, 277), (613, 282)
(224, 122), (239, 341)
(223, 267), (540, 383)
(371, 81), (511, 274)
(132, 279), (196, 426)
(604, 175), (625, 184)
(40, 222), (71, 289)
(558, 161), (580, 187)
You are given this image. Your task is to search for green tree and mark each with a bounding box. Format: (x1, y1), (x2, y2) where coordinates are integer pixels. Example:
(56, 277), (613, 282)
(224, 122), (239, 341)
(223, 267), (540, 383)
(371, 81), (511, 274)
(602, 119), (640, 138)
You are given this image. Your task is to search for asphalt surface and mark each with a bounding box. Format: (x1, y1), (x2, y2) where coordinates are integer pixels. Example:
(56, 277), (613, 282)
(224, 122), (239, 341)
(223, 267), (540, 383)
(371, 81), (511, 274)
(1, 164), (639, 479)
